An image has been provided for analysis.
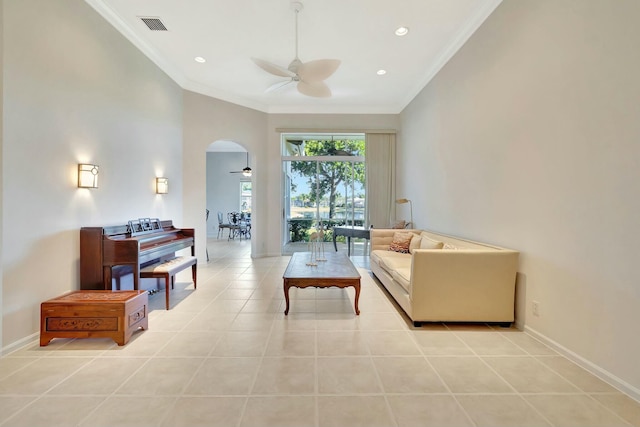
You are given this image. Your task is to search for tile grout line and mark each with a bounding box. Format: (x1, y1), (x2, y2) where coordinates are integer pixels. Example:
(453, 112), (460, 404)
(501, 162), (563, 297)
(456, 328), (557, 427)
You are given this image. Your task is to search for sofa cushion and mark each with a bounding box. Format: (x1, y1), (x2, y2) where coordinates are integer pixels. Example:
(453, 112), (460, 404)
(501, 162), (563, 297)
(378, 254), (412, 276)
(391, 267), (412, 293)
(389, 231), (413, 253)
(371, 249), (407, 265)
(419, 232), (444, 249)
(408, 233), (422, 254)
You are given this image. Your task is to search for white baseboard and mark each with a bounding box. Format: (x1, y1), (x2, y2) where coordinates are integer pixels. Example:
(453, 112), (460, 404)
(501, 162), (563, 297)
(525, 326), (640, 403)
(1, 332), (39, 357)
(514, 319), (525, 331)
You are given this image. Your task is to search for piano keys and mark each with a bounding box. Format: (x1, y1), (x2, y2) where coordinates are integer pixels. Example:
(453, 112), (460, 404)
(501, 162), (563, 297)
(80, 219), (195, 290)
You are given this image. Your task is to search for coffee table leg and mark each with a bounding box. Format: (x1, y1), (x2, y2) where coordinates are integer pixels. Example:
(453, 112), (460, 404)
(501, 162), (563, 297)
(284, 281), (291, 315)
(354, 281), (361, 315)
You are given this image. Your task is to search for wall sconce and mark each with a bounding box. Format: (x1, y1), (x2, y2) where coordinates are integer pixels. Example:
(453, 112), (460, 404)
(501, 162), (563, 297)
(396, 198), (413, 227)
(78, 164), (99, 188)
(156, 177), (169, 194)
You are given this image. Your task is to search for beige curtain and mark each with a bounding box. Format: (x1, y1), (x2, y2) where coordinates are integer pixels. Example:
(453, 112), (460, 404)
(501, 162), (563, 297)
(365, 133), (396, 228)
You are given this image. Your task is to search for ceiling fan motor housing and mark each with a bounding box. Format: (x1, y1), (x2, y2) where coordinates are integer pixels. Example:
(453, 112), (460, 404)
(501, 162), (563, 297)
(288, 58), (302, 74)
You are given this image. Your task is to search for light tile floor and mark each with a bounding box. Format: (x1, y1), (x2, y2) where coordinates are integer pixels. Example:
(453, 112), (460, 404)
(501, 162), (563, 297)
(1, 239), (639, 427)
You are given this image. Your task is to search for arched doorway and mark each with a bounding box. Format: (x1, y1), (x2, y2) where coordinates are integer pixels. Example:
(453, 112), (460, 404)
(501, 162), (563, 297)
(206, 140), (252, 242)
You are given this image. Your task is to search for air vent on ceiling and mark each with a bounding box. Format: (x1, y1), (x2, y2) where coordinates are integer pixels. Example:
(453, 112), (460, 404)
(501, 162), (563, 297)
(139, 17), (168, 31)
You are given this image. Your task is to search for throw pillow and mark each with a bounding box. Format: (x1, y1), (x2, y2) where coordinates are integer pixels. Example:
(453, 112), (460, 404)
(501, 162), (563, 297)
(409, 233), (422, 254)
(388, 231), (413, 253)
(419, 233), (444, 249)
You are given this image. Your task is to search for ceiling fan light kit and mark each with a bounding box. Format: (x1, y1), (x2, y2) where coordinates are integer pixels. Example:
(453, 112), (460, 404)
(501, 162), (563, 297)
(252, 1), (340, 98)
(230, 152), (252, 177)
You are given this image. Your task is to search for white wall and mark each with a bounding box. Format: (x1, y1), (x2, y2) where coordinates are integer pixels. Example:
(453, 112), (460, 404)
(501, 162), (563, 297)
(2, 0), (183, 348)
(399, 0), (640, 397)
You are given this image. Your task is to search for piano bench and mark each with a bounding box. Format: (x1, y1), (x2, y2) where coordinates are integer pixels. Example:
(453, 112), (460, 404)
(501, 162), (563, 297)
(140, 256), (197, 310)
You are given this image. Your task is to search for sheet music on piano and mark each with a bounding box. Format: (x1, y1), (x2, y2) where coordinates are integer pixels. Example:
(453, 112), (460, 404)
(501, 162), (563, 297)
(128, 218), (162, 236)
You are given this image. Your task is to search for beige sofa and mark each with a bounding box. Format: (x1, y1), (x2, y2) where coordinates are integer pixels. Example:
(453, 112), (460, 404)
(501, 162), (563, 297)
(369, 229), (519, 326)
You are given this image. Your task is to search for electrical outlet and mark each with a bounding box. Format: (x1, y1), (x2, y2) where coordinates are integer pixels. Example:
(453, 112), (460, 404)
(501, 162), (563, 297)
(532, 300), (540, 317)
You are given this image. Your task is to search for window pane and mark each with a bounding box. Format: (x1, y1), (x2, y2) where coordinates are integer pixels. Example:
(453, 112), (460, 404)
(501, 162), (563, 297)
(240, 181), (251, 214)
(283, 135), (365, 157)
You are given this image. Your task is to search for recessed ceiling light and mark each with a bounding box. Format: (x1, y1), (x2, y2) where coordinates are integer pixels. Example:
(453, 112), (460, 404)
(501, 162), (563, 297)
(395, 26), (409, 36)
(377, 69), (387, 76)
(194, 56), (206, 63)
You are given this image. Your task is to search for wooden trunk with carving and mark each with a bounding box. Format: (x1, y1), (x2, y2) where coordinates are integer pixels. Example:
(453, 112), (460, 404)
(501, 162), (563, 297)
(40, 290), (148, 346)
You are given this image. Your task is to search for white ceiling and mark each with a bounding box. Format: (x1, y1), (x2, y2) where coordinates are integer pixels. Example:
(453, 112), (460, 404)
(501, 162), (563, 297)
(85, 0), (501, 114)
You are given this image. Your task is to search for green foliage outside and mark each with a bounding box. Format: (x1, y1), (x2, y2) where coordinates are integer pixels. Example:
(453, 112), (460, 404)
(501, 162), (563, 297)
(290, 139), (366, 220)
(288, 218), (365, 242)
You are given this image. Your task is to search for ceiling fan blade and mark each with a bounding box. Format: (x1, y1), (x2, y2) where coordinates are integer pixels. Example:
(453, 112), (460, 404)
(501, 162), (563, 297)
(297, 59), (340, 82)
(231, 169), (252, 176)
(266, 79), (294, 93)
(251, 58), (296, 78)
(297, 80), (331, 98)
(230, 152), (252, 176)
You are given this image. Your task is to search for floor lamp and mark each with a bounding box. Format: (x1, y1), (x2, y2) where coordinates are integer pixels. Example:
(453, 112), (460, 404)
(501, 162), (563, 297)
(396, 198), (413, 227)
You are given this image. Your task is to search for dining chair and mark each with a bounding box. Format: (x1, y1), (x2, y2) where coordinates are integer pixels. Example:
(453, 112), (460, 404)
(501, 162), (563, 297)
(217, 211), (231, 239)
(227, 212), (241, 240)
(206, 210), (210, 261)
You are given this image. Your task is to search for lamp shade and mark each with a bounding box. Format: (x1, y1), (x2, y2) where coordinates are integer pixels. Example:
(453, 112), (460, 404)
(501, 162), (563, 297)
(395, 198), (413, 227)
(78, 164), (99, 188)
(156, 177), (169, 194)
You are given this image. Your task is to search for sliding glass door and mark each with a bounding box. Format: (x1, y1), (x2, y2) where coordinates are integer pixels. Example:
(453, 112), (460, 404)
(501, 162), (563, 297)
(282, 134), (365, 254)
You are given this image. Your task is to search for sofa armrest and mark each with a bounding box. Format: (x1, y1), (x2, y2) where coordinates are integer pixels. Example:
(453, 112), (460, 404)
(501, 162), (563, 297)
(410, 249), (519, 322)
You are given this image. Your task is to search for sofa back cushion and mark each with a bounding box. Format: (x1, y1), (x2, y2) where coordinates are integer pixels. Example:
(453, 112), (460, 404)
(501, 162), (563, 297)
(409, 233), (422, 254)
(419, 232), (444, 249)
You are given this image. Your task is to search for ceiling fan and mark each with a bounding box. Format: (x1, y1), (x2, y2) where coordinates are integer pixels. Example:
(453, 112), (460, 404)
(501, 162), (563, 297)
(252, 1), (340, 98)
(230, 152), (252, 177)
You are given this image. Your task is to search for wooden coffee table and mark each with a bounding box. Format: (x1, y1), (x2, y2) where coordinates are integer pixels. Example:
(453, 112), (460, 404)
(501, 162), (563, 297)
(283, 251), (361, 315)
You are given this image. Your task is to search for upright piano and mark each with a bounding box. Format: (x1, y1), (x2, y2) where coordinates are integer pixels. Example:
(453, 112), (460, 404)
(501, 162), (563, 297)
(80, 218), (195, 290)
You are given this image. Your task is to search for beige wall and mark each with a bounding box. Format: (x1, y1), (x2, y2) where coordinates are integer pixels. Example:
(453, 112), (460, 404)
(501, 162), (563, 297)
(400, 0), (640, 397)
(2, 0), (183, 348)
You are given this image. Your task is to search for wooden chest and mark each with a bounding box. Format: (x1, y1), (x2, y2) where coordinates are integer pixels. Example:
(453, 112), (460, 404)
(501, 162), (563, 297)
(40, 290), (148, 346)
